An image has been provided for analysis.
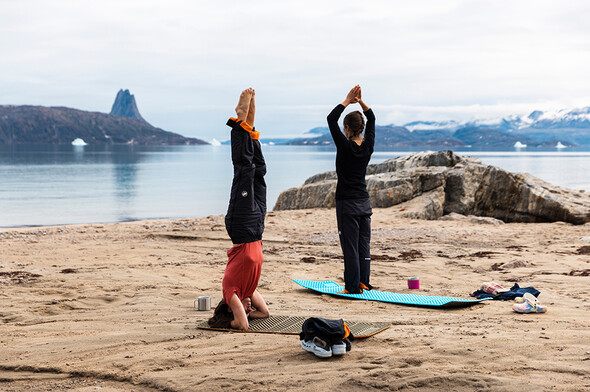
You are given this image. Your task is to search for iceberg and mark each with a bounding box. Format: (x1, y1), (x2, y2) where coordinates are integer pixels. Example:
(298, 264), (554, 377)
(555, 141), (567, 149)
(513, 141), (527, 148)
(71, 138), (87, 146)
(210, 138), (221, 146)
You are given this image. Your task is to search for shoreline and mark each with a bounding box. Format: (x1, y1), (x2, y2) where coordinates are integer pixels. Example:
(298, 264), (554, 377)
(1, 208), (589, 391)
(0, 216), (212, 230)
(2, 207), (589, 231)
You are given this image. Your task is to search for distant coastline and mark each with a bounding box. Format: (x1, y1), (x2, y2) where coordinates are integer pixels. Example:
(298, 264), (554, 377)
(0, 89), (207, 146)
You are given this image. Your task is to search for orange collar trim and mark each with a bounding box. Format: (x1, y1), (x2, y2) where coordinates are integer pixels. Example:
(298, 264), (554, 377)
(229, 117), (260, 140)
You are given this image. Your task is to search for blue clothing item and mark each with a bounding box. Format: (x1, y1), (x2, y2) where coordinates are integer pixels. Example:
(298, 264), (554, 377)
(470, 283), (540, 300)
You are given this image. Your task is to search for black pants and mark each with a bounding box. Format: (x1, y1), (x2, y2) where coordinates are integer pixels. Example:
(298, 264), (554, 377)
(336, 198), (372, 293)
(225, 118), (267, 244)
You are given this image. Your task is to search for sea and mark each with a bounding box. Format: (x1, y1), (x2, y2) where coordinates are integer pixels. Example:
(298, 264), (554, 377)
(1, 144), (589, 228)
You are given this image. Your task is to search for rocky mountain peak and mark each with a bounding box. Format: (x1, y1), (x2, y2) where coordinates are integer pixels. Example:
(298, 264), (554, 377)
(528, 110), (544, 121)
(110, 89), (144, 121)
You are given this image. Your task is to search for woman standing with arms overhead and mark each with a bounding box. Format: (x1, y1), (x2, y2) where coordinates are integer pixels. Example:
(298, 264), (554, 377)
(327, 85), (375, 294)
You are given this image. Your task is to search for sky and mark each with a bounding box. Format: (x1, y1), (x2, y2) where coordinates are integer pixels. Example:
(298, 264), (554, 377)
(2, 0), (590, 142)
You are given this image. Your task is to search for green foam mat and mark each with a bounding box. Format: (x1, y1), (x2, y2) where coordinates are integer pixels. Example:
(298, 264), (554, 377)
(196, 315), (391, 338)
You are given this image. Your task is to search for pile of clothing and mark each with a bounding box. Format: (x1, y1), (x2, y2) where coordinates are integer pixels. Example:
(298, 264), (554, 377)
(472, 282), (547, 313)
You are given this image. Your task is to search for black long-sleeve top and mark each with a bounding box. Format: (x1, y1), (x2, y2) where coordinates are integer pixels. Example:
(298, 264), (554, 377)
(327, 104), (376, 200)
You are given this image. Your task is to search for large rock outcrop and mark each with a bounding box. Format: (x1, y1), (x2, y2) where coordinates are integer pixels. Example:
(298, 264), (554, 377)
(274, 150), (590, 224)
(110, 89), (144, 121)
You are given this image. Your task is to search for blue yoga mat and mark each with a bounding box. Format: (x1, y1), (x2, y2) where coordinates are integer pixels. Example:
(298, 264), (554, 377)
(293, 279), (487, 308)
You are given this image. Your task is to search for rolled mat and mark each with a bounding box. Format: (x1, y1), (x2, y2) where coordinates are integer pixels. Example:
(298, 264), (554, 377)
(196, 315), (391, 338)
(294, 279), (488, 308)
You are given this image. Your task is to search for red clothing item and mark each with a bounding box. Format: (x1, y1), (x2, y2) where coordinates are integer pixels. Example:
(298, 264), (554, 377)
(222, 240), (263, 305)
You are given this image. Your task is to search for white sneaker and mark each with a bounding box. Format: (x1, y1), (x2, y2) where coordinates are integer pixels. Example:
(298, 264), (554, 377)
(301, 339), (332, 358)
(332, 341), (346, 355)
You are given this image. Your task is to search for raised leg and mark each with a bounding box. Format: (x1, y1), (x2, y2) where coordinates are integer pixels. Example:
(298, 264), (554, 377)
(253, 138), (267, 219)
(246, 88), (255, 127)
(225, 88), (265, 244)
(235, 89), (252, 121)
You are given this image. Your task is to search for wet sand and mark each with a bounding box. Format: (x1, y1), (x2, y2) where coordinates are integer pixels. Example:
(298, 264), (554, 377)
(1, 208), (589, 391)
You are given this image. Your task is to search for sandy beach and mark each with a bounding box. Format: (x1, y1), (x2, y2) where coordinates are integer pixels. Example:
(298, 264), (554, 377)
(1, 208), (589, 391)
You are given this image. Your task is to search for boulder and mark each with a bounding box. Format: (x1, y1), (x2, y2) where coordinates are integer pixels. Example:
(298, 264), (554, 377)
(391, 187), (446, 220)
(273, 150), (590, 224)
(273, 180), (336, 210)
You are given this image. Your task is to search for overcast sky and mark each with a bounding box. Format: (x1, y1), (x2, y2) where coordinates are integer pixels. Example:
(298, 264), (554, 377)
(2, 0), (590, 141)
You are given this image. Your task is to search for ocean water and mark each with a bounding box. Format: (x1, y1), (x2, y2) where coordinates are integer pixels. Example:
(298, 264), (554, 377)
(0, 144), (588, 227)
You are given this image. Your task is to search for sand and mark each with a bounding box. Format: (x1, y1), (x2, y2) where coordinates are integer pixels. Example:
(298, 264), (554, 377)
(1, 208), (589, 391)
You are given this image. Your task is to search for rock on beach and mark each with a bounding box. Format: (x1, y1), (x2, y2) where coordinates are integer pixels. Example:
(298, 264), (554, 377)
(274, 150), (590, 224)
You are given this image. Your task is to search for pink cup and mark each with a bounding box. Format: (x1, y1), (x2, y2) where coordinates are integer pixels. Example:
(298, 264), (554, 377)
(408, 277), (420, 289)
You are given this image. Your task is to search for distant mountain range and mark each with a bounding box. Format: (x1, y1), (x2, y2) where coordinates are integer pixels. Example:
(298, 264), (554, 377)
(285, 106), (590, 147)
(0, 89), (207, 145)
(4, 93), (590, 148)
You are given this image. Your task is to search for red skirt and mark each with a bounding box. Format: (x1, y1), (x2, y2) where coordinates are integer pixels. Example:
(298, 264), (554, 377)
(222, 240), (263, 304)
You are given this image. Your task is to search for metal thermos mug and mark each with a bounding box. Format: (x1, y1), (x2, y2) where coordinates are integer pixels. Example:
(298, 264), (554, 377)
(196, 296), (211, 311)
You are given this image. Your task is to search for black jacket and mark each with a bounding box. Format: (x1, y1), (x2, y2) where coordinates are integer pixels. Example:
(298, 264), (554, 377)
(225, 118), (267, 244)
(327, 104), (375, 200)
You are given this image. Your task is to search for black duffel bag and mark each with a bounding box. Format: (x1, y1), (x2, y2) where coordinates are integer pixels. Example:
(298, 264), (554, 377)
(299, 317), (354, 351)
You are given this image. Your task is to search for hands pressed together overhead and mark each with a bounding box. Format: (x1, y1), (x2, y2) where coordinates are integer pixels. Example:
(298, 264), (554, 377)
(342, 85), (370, 112)
(343, 85), (361, 106)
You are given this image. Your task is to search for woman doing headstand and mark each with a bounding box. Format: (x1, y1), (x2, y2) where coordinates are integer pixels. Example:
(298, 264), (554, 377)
(208, 88), (270, 330)
(327, 85), (375, 294)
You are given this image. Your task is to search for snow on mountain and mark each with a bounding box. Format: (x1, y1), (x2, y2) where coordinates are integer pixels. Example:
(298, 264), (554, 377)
(403, 120), (463, 132)
(531, 107), (590, 129)
(402, 105), (590, 131)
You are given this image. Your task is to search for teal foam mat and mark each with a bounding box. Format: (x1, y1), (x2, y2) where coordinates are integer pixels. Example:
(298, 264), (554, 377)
(293, 279), (487, 308)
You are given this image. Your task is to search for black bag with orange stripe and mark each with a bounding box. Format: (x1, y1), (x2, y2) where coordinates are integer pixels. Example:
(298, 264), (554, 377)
(299, 317), (353, 351)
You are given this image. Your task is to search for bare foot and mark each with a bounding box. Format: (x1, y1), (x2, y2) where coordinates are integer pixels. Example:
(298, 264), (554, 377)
(235, 89), (252, 121)
(246, 88), (255, 127)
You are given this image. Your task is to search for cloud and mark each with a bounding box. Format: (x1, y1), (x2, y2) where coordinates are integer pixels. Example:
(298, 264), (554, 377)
(2, 0), (590, 139)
